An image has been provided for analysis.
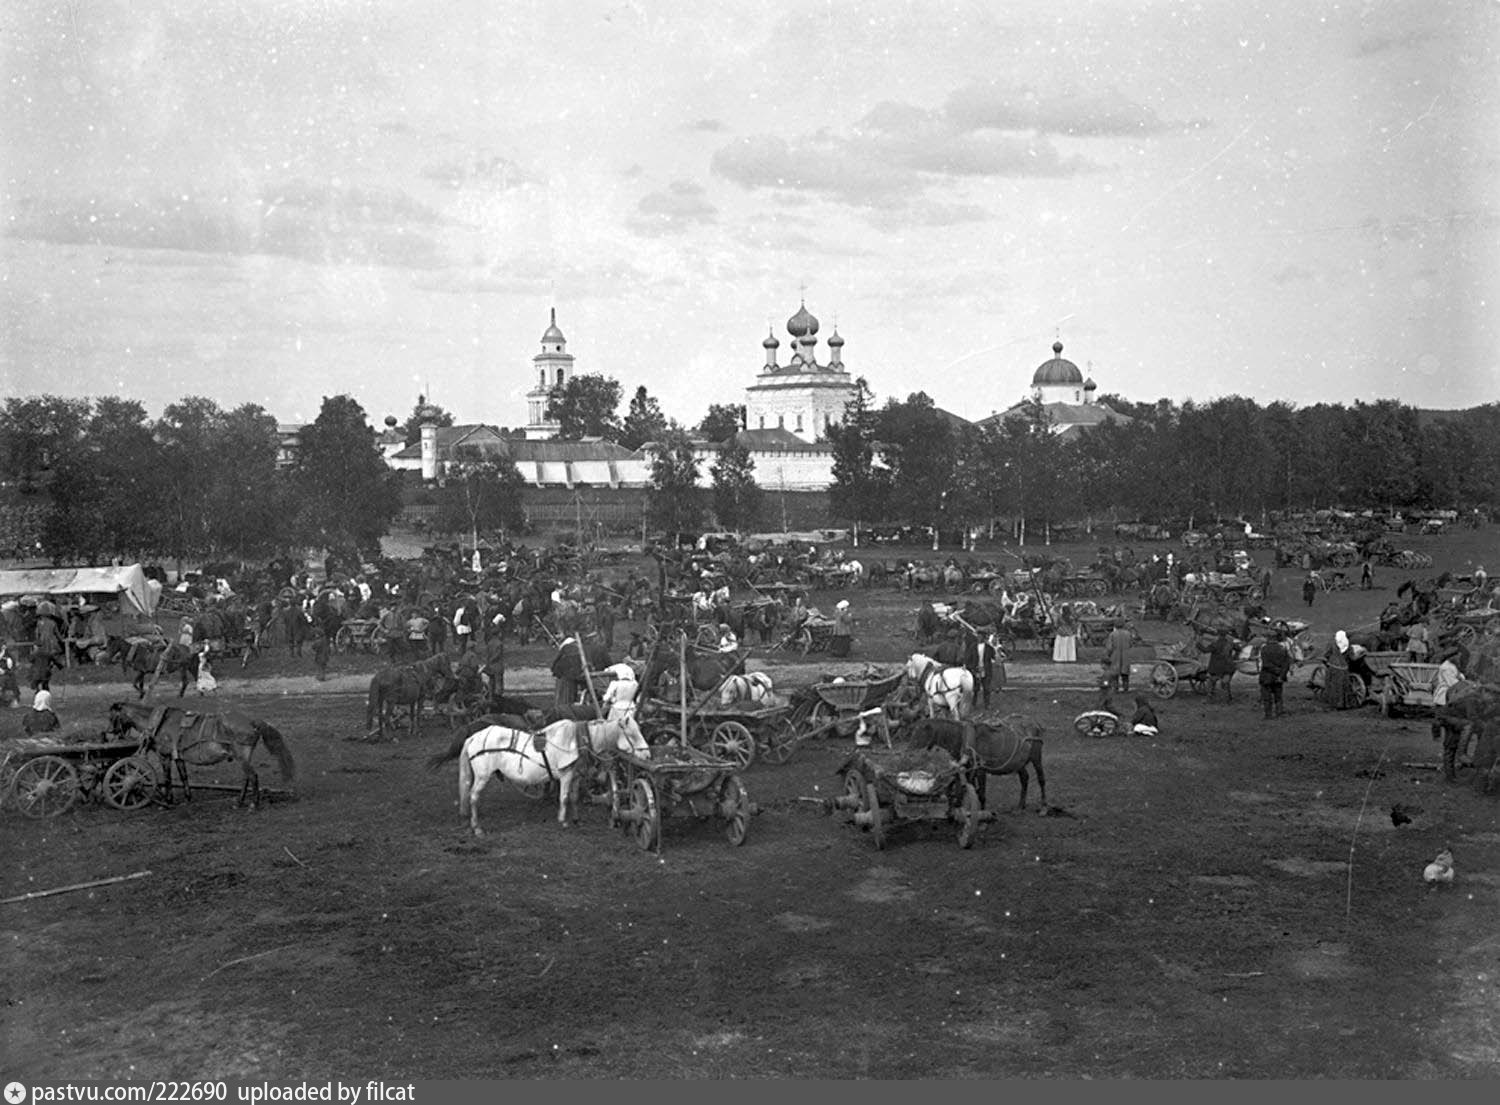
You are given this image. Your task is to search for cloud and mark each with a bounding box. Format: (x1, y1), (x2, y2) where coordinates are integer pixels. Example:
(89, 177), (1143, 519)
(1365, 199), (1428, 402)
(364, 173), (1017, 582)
(628, 180), (719, 236)
(1270, 264), (1314, 286)
(686, 118), (727, 133)
(420, 154), (534, 191)
(944, 82), (1178, 137)
(1355, 29), (1436, 57)
(6, 183), (451, 269)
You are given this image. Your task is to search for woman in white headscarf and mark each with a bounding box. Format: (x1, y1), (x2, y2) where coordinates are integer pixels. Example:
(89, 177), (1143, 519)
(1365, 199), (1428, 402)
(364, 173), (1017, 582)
(1319, 630), (1362, 709)
(23, 688), (60, 734)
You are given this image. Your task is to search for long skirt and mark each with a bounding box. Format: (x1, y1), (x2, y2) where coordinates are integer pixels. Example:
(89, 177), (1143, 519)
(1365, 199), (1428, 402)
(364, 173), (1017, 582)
(828, 634), (851, 658)
(1320, 665), (1361, 709)
(1052, 634), (1077, 663)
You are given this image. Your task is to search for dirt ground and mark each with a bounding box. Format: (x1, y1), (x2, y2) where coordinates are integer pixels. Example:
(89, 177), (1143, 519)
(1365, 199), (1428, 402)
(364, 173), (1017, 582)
(3, 529), (1498, 1079)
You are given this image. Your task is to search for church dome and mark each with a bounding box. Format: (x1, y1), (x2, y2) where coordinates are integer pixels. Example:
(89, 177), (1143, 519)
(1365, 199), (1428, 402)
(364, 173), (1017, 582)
(1083, 376), (1097, 391)
(827, 329), (844, 347)
(787, 302), (819, 339)
(414, 395), (442, 422)
(763, 329), (780, 349)
(540, 307), (566, 344)
(1032, 341), (1083, 386)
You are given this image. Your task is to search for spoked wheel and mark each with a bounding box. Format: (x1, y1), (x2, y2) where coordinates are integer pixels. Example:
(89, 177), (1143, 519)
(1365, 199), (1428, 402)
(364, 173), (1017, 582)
(11, 755), (80, 819)
(719, 775), (751, 846)
(334, 626), (353, 653)
(843, 770), (867, 819)
(1150, 663), (1178, 699)
(709, 721), (756, 769)
(1073, 710), (1120, 738)
(763, 716), (798, 765)
(103, 756), (158, 811)
(865, 782), (885, 851)
(1348, 674), (1368, 708)
(1306, 661), (1327, 692)
(957, 783), (982, 849)
(628, 777), (660, 853)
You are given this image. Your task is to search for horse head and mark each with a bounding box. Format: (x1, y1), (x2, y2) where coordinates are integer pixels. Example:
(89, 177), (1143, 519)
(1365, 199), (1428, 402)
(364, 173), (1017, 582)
(601, 710), (649, 759)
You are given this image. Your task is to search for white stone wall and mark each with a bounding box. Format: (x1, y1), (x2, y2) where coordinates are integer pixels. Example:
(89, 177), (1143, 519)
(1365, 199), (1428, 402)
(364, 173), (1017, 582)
(745, 374), (853, 444)
(691, 446), (834, 492)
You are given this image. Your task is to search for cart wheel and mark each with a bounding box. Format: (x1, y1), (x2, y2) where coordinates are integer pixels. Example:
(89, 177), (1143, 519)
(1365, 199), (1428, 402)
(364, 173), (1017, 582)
(11, 755), (80, 819)
(1088, 579), (1109, 597)
(1348, 674), (1368, 708)
(710, 721), (756, 769)
(843, 770), (867, 818)
(1306, 661), (1326, 691)
(1455, 624), (1476, 645)
(102, 756), (157, 811)
(629, 778), (659, 852)
(957, 784), (982, 849)
(865, 782), (885, 850)
(334, 625), (353, 654)
(795, 627), (814, 656)
(720, 775), (751, 846)
(1150, 662), (1178, 699)
(1073, 710), (1120, 738)
(764, 716), (798, 764)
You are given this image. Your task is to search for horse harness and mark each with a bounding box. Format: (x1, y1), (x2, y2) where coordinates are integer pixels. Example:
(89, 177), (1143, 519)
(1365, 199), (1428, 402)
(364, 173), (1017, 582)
(468, 721), (592, 783)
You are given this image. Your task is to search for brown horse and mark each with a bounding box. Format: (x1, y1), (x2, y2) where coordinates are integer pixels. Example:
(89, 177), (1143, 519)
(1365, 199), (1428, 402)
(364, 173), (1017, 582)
(108, 700), (295, 809)
(641, 635), (746, 697)
(102, 637), (200, 699)
(907, 715), (1047, 811)
(364, 653), (455, 741)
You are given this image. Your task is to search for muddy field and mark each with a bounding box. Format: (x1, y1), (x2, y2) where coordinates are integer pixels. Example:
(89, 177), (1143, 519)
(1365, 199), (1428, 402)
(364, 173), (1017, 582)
(3, 530), (1498, 1079)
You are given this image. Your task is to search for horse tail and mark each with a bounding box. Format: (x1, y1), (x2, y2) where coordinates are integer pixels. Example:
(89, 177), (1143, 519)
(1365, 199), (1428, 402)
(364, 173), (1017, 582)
(426, 727), (474, 771)
(255, 721), (297, 785)
(458, 741), (474, 816)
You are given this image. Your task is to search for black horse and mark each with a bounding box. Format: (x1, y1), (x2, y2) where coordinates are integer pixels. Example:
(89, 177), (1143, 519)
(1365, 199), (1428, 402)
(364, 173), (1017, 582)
(102, 637), (200, 699)
(907, 715), (1047, 811)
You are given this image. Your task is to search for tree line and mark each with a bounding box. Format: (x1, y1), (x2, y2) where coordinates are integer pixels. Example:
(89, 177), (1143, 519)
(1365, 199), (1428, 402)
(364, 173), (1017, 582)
(828, 384), (1500, 541)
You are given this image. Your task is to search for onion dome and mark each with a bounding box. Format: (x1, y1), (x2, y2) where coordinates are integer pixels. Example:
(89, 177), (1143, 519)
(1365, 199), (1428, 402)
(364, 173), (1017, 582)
(762, 328), (780, 348)
(827, 329), (844, 348)
(787, 301), (820, 339)
(414, 394), (442, 421)
(540, 307), (566, 344)
(1032, 340), (1083, 386)
(1083, 377), (1096, 391)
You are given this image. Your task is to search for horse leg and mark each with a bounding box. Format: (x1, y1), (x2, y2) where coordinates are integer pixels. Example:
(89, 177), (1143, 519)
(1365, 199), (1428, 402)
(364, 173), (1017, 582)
(469, 771), (492, 837)
(557, 769), (573, 826)
(1031, 746), (1047, 809)
(239, 756), (261, 810)
(1015, 765), (1030, 811)
(176, 756), (192, 803)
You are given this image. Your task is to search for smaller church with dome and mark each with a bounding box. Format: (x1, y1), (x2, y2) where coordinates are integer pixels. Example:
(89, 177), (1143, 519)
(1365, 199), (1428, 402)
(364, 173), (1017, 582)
(743, 300), (856, 443)
(977, 340), (1132, 440)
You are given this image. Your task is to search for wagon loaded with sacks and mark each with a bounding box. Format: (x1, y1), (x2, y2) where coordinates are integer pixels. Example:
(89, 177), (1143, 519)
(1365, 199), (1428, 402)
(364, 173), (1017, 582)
(606, 743), (753, 854)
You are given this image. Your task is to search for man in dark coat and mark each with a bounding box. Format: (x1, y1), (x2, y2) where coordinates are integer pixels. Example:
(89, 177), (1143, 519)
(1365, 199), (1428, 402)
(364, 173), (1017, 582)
(551, 634), (610, 707)
(1258, 630), (1292, 719)
(967, 632), (1000, 711)
(1203, 627), (1240, 704)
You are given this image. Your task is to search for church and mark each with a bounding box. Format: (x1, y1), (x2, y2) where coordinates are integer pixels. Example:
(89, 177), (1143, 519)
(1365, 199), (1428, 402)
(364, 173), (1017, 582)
(742, 300), (856, 442)
(976, 340), (1132, 440)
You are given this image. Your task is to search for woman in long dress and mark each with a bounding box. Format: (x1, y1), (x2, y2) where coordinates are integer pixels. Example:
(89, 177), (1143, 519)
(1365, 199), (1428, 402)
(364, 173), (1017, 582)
(1052, 604), (1078, 663)
(1320, 630), (1362, 709)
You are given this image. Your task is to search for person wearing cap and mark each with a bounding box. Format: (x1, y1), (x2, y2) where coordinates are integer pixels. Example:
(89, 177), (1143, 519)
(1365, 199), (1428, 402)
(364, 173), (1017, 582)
(1431, 647), (1472, 782)
(1301, 573), (1316, 607)
(717, 623), (739, 653)
(1103, 620), (1135, 693)
(22, 688), (60, 734)
(829, 599), (853, 658)
(1258, 628), (1292, 719)
(1404, 620), (1429, 662)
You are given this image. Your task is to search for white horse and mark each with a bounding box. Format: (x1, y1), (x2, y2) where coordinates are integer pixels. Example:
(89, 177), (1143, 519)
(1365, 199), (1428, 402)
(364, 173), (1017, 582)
(430, 712), (649, 837)
(719, 671), (774, 706)
(906, 652), (974, 720)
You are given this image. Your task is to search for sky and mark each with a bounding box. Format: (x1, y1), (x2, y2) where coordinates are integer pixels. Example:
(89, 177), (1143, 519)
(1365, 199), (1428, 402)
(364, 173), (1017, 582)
(1, 0), (1497, 429)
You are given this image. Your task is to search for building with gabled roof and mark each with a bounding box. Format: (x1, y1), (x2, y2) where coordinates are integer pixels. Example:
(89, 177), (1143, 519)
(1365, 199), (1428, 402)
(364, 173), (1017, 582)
(976, 340), (1133, 441)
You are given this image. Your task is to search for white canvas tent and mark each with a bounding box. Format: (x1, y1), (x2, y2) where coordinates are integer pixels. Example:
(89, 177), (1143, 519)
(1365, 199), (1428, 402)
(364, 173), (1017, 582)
(0, 563), (161, 616)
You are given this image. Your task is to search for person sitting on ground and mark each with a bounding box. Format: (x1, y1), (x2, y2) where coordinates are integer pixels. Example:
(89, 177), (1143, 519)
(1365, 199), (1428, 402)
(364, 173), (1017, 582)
(22, 688), (60, 734)
(717, 623), (739, 653)
(1130, 696), (1160, 737)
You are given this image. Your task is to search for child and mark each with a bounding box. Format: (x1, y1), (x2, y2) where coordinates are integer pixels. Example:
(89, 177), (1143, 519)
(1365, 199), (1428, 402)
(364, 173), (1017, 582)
(0, 645), (20, 707)
(1130, 695), (1160, 737)
(311, 624), (331, 682)
(29, 648), (62, 693)
(195, 645), (218, 695)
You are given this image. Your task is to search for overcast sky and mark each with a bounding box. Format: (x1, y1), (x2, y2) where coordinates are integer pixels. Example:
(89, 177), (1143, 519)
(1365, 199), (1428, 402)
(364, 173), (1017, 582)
(2, 0), (1496, 428)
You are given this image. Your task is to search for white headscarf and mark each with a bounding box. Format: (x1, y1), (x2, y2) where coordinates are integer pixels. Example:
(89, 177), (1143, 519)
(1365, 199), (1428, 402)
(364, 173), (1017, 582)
(1334, 630), (1349, 652)
(32, 689), (52, 711)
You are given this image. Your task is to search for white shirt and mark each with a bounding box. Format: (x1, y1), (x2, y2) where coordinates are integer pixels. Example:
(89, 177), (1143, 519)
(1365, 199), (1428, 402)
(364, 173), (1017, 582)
(1432, 661), (1464, 707)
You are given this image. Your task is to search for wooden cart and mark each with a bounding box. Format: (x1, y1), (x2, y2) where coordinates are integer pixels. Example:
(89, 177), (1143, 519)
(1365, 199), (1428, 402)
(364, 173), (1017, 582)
(607, 744), (753, 854)
(1377, 661), (1444, 717)
(1, 732), (157, 819)
(826, 747), (992, 850)
(334, 618), (386, 654)
(638, 696), (797, 768)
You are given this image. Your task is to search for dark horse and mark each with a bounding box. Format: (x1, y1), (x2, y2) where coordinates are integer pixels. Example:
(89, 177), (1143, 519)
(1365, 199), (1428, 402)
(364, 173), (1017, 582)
(102, 636), (200, 699)
(641, 634), (746, 698)
(364, 653), (455, 741)
(108, 700), (296, 809)
(907, 715), (1047, 811)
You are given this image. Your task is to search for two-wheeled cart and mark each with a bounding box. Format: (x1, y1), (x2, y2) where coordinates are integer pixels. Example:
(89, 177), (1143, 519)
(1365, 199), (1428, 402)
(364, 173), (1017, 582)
(607, 744), (753, 854)
(825, 746), (992, 850)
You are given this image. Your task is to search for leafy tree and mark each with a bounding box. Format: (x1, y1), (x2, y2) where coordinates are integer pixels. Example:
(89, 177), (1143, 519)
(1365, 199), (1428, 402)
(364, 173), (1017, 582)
(827, 377), (889, 540)
(710, 437), (761, 532)
(212, 404), (286, 555)
(0, 395), (91, 493)
(400, 395), (455, 447)
(433, 445), (527, 546)
(696, 403), (746, 442)
(620, 386), (669, 451)
(645, 423), (704, 538)
(155, 396), (230, 563)
(291, 395), (403, 557)
(546, 373), (622, 440)
(45, 398), (163, 562)
(875, 392), (958, 534)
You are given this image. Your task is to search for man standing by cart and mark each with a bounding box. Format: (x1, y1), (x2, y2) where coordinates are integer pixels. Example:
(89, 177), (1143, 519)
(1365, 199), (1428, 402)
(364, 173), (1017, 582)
(1258, 629), (1292, 719)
